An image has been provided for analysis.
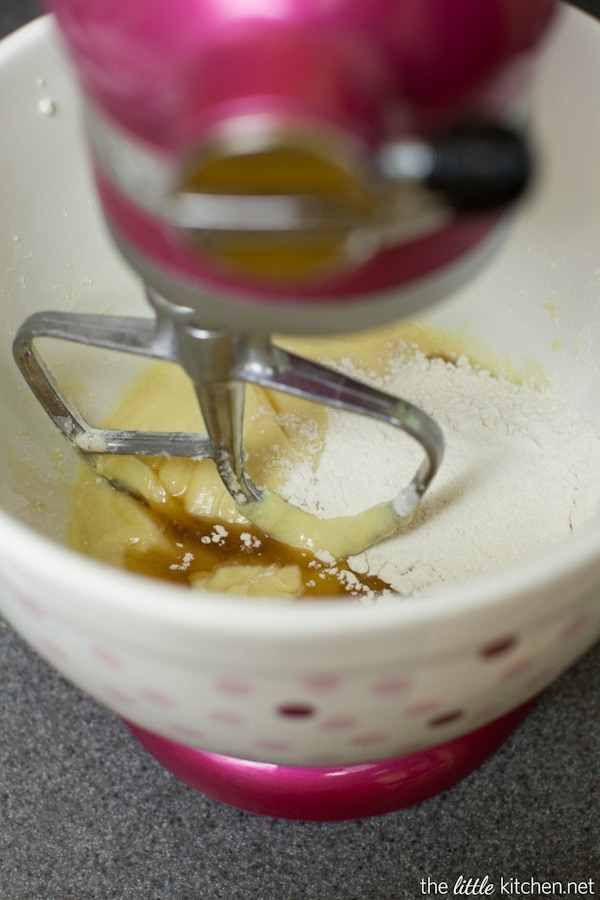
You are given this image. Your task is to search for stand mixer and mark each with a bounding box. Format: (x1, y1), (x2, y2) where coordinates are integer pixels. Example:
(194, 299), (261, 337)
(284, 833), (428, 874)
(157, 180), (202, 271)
(13, 0), (556, 554)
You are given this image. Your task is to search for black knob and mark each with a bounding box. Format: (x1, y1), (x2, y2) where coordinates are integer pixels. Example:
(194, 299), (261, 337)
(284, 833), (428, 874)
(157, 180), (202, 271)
(426, 121), (532, 211)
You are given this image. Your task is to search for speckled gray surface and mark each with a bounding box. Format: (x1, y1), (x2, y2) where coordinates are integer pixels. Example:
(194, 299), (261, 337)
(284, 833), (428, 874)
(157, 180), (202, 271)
(1, 2), (600, 898)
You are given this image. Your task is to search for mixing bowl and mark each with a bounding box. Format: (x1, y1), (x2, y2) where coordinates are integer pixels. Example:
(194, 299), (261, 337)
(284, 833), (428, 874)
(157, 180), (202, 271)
(1, 8), (600, 821)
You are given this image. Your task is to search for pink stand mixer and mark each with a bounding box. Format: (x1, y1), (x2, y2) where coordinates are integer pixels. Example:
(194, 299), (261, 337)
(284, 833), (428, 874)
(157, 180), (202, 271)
(13, 0), (557, 818)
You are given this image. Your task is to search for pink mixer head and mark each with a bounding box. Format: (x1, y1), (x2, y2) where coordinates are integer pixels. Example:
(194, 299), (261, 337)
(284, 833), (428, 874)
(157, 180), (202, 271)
(50, 0), (556, 332)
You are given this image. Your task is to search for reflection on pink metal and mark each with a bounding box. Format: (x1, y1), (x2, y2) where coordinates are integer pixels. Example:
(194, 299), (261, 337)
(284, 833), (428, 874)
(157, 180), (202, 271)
(50, 0), (555, 147)
(126, 699), (535, 820)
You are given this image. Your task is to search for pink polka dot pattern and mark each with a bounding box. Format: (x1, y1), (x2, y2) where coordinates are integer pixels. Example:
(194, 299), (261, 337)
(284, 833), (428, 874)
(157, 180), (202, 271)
(140, 687), (176, 708)
(404, 699), (440, 717)
(103, 685), (135, 707)
(319, 716), (357, 731)
(90, 645), (123, 668)
(39, 639), (68, 662)
(371, 677), (411, 696)
(428, 709), (464, 728)
(170, 723), (206, 741)
(523, 666), (555, 693)
(302, 674), (340, 692)
(18, 594), (47, 619)
(350, 732), (388, 746)
(7, 542), (599, 774)
(208, 709), (246, 726)
(500, 658), (533, 680)
(277, 703), (316, 718)
(480, 635), (517, 658)
(560, 611), (593, 640)
(213, 678), (252, 696)
(0, 565), (47, 619)
(254, 738), (291, 752)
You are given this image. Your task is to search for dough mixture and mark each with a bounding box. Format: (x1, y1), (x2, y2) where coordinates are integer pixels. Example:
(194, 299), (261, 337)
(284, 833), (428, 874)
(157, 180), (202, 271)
(69, 322), (600, 601)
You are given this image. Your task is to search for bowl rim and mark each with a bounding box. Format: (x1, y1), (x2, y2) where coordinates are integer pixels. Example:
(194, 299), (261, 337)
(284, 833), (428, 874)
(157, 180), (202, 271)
(1, 498), (598, 640)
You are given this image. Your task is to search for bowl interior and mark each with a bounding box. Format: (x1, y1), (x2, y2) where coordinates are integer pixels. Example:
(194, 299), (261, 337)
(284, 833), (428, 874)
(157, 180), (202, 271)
(2, 11), (600, 603)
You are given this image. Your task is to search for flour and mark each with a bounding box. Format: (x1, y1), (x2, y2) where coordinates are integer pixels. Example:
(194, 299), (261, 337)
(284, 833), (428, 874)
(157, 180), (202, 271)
(278, 348), (600, 597)
(69, 333), (600, 602)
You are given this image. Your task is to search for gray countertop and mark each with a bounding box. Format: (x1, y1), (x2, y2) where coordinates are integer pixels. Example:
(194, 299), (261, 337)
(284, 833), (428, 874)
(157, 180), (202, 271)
(2, 2), (600, 897)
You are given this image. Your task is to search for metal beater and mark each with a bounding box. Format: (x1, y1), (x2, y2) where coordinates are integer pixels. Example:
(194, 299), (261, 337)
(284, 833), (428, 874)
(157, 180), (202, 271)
(13, 0), (555, 548)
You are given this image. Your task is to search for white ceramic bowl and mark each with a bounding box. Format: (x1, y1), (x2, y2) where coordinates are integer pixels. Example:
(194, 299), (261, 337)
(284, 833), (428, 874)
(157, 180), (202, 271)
(1, 10), (600, 787)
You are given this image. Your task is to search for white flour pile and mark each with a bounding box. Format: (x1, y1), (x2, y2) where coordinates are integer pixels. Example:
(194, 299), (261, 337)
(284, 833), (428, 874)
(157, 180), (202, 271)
(278, 348), (600, 596)
(70, 331), (600, 601)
